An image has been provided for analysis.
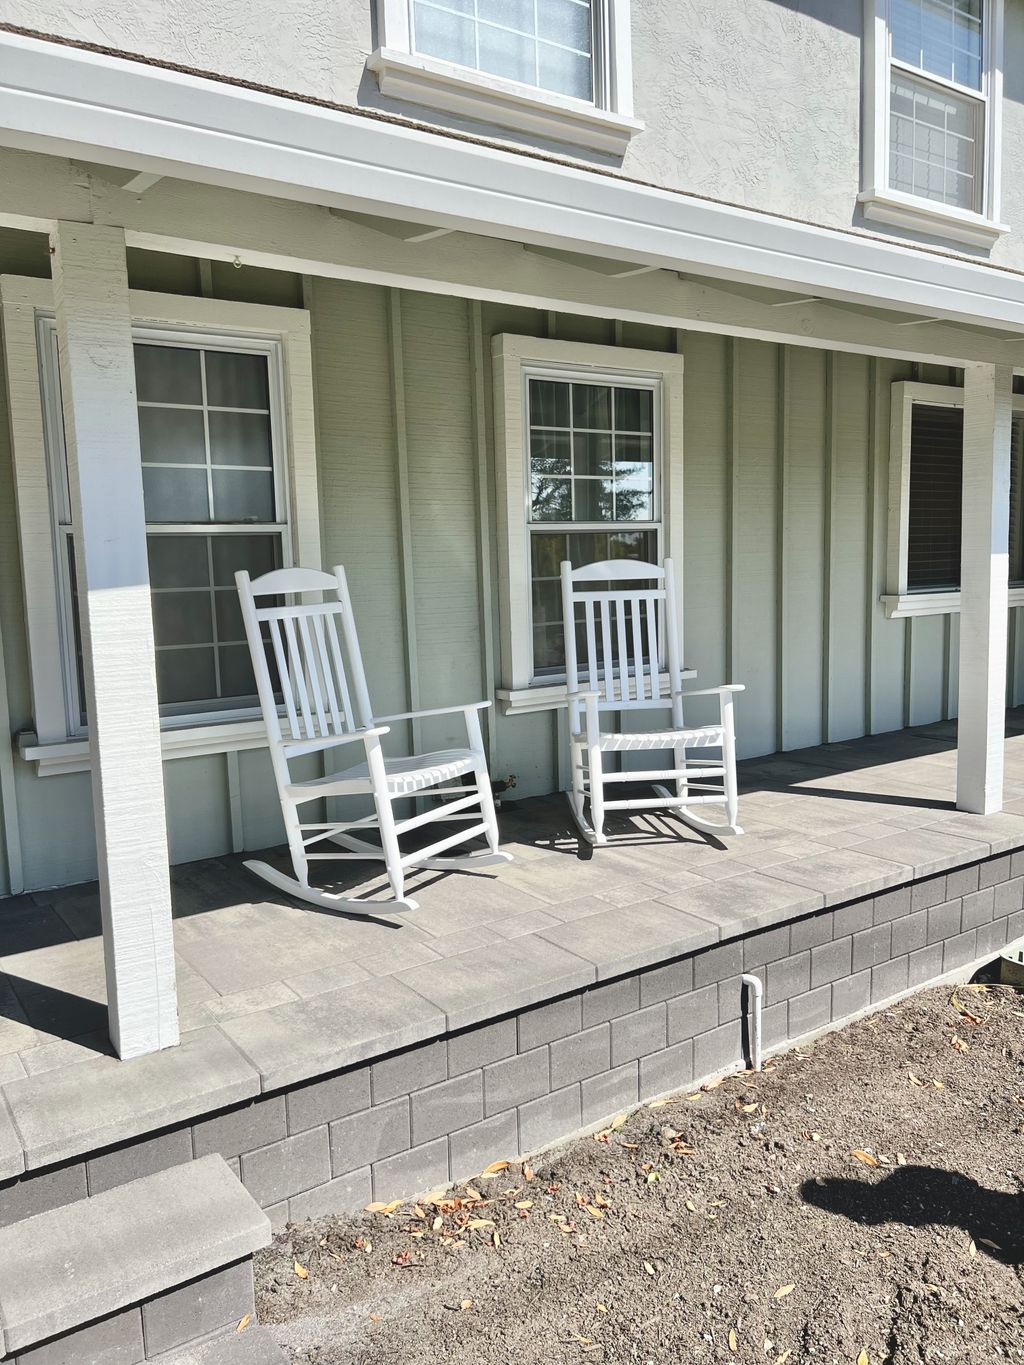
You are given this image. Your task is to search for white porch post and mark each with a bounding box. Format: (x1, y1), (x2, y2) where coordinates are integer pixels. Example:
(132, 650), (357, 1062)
(956, 362), (1013, 815)
(52, 222), (179, 1058)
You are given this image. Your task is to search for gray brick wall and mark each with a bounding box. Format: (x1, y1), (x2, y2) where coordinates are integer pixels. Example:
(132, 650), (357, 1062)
(3, 848), (1023, 1242)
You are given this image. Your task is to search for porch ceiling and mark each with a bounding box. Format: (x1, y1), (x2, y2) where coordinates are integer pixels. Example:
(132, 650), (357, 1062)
(2, 717), (1024, 1176)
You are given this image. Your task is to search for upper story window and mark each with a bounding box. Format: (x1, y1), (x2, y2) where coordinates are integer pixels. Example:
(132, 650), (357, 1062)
(370, 0), (641, 157)
(860, 0), (1007, 248)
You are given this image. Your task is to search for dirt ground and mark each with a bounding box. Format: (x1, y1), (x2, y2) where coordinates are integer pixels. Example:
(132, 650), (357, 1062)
(255, 984), (1024, 1365)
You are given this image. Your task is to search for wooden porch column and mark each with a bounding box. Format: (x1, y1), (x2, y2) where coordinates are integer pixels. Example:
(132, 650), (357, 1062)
(956, 362), (1013, 815)
(52, 222), (179, 1058)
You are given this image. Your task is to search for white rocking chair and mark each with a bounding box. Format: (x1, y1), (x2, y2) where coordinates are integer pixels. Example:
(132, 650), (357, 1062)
(236, 564), (510, 912)
(559, 557), (744, 846)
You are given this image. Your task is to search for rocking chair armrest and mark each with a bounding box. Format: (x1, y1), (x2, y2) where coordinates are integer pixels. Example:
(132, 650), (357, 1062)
(373, 700), (491, 724)
(566, 689), (602, 746)
(674, 684), (745, 698)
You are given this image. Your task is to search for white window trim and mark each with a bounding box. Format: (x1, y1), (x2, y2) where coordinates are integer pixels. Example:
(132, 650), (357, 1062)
(491, 333), (685, 712)
(882, 379), (1024, 617)
(370, 0), (642, 156)
(860, 0), (1008, 248)
(0, 276), (322, 772)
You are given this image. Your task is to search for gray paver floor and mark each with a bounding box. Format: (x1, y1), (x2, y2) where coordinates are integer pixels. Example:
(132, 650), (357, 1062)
(2, 714), (1024, 1116)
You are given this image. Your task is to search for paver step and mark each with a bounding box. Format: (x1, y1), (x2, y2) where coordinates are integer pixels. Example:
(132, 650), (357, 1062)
(0, 1154), (270, 1359)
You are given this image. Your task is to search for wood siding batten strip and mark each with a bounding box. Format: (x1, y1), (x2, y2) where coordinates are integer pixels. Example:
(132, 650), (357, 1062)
(469, 299), (498, 767)
(776, 345), (789, 750)
(386, 288), (422, 756)
(726, 337), (740, 682)
(226, 750), (244, 853)
(864, 357), (879, 734)
(0, 609), (24, 893)
(822, 352), (837, 745)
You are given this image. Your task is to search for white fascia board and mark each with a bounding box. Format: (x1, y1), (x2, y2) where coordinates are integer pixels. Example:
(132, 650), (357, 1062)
(4, 32), (1024, 333)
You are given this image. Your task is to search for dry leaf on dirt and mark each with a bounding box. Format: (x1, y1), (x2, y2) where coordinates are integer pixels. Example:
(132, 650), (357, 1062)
(857, 1351), (870, 1365)
(481, 1160), (511, 1175)
(293, 1261), (309, 1280)
(729, 1327), (738, 1352)
(774, 1283), (795, 1299)
(851, 1149), (879, 1167)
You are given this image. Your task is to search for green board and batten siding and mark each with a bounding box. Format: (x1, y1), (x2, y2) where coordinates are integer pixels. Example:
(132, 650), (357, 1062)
(0, 247), (1011, 894)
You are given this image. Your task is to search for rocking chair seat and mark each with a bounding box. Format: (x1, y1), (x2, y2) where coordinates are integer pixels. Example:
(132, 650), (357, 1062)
(285, 748), (478, 799)
(585, 724), (725, 752)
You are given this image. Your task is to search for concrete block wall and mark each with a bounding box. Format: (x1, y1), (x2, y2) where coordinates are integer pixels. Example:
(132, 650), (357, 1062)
(1, 855), (1021, 1234)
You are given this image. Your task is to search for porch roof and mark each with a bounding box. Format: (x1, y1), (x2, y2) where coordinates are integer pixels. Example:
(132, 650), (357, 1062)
(2, 716), (1024, 1179)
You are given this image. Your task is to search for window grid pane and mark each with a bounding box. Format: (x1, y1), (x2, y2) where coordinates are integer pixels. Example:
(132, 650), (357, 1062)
(412, 0), (595, 101)
(135, 343), (277, 525)
(890, 0), (983, 90)
(147, 531), (284, 711)
(889, 70), (983, 211)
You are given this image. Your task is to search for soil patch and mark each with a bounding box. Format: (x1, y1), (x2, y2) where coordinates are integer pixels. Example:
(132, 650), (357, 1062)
(255, 984), (1024, 1364)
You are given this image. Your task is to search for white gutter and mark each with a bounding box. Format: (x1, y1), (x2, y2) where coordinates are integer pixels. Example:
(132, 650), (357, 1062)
(3, 31), (1024, 332)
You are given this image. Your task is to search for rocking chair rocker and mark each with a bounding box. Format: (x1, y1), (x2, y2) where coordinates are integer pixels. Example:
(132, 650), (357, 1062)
(236, 564), (510, 912)
(559, 557), (744, 846)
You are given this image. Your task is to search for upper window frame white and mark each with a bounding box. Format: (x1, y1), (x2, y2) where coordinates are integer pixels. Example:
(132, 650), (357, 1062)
(0, 275), (322, 770)
(491, 333), (685, 713)
(883, 379), (1024, 617)
(369, 0), (642, 156)
(860, 0), (1007, 248)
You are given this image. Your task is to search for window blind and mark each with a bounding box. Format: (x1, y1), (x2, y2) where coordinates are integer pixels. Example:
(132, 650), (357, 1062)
(907, 404), (1024, 592)
(907, 403), (963, 591)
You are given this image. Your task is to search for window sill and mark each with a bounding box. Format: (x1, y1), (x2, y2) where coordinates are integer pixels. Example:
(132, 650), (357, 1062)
(366, 47), (643, 156)
(497, 668), (697, 715)
(19, 718), (271, 776)
(858, 189), (1009, 250)
(882, 587), (1024, 619)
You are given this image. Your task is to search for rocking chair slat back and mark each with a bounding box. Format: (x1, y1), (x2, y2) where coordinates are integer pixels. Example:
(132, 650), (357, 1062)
(560, 558), (681, 724)
(236, 565), (373, 747)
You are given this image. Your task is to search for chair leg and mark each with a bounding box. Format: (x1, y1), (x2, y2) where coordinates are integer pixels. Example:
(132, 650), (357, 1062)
(722, 708), (741, 834)
(475, 760), (501, 855)
(673, 744), (688, 802)
(282, 799), (310, 888)
(375, 791), (406, 902)
(588, 747), (607, 845)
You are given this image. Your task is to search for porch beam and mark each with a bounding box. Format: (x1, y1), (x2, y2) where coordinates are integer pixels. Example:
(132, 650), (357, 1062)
(81, 174), (1024, 369)
(956, 363), (1013, 815)
(51, 221), (179, 1058)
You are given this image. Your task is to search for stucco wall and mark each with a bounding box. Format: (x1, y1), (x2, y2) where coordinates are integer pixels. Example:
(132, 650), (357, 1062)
(4, 1), (1024, 268)
(1, 234), (1020, 894)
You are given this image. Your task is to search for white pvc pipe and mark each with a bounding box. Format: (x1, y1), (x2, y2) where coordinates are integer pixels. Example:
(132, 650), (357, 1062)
(741, 973), (763, 1072)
